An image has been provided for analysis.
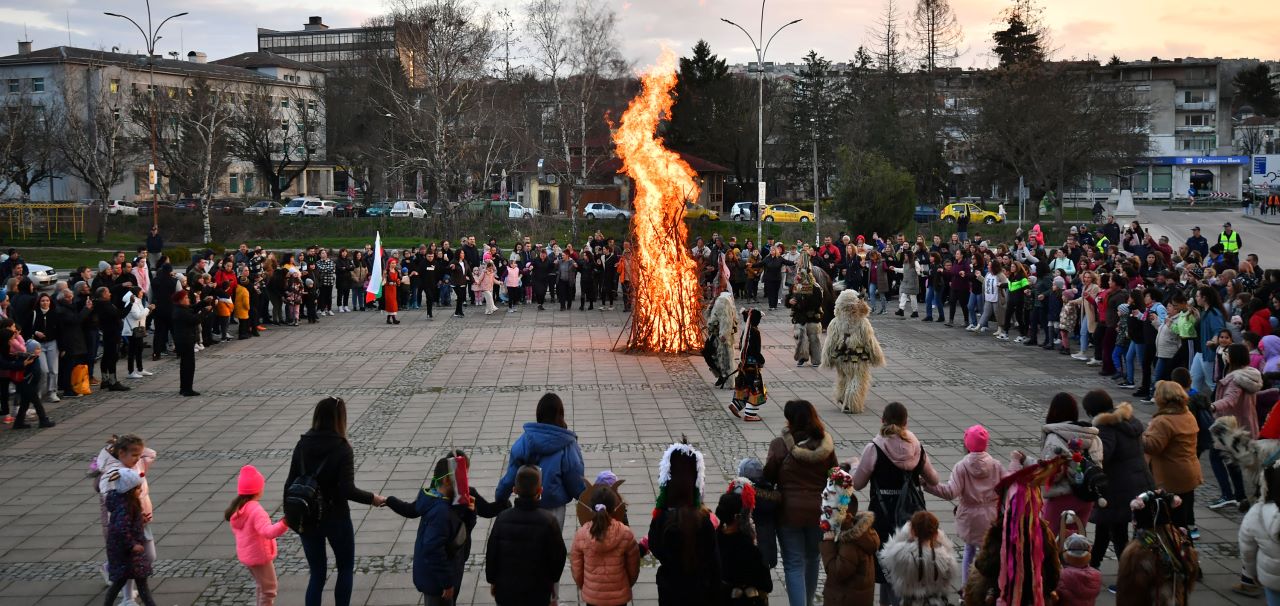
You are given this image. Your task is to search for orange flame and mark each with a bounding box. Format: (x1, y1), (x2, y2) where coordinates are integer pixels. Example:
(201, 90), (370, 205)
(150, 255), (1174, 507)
(614, 49), (704, 353)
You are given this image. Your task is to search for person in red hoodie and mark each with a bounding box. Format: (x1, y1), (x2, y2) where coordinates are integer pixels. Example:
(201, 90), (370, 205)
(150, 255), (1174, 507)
(226, 465), (289, 606)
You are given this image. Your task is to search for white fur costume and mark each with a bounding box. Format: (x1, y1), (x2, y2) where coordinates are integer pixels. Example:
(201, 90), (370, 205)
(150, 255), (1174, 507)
(705, 292), (739, 387)
(822, 290), (885, 414)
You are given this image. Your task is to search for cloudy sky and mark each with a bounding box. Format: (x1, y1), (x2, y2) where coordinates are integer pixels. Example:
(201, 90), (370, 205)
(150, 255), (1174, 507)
(0, 0), (1274, 69)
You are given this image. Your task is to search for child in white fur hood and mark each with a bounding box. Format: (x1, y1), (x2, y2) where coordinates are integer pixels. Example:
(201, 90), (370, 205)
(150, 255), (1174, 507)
(878, 510), (959, 606)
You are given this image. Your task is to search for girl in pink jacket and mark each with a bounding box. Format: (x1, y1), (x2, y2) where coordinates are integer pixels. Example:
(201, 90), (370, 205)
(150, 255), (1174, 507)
(226, 465), (288, 606)
(923, 424), (1006, 583)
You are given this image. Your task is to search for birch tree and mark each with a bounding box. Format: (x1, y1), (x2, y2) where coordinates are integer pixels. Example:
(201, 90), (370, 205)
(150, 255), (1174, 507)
(146, 78), (236, 243)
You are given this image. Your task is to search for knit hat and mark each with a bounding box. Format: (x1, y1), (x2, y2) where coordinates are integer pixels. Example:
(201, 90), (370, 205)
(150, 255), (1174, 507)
(737, 457), (765, 482)
(964, 424), (990, 453)
(114, 468), (143, 493)
(237, 464), (265, 496)
(594, 470), (619, 486)
(1062, 533), (1092, 565)
(1052, 276), (1066, 290)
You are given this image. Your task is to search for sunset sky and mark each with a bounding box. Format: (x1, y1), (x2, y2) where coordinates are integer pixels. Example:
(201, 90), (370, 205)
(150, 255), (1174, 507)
(0, 0), (1273, 69)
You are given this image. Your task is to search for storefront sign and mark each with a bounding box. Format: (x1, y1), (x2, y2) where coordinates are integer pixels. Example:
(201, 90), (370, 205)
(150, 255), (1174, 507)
(1143, 156), (1250, 166)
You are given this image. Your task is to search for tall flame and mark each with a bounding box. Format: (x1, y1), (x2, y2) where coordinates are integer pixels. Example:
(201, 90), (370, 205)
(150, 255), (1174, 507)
(614, 50), (704, 353)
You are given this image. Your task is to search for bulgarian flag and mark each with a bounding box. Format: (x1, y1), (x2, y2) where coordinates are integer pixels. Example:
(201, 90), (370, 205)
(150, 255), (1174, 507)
(365, 231), (383, 304)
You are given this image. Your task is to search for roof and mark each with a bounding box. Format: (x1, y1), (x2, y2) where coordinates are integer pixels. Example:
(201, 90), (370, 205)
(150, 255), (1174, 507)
(212, 51), (327, 74)
(0, 46), (282, 84)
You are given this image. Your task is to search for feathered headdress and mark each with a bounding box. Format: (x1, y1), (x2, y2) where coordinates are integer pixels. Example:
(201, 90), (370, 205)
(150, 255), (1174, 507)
(654, 440), (705, 512)
(819, 466), (856, 540)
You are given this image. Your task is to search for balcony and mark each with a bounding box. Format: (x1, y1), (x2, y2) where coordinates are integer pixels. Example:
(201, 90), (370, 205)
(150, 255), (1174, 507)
(1175, 100), (1216, 111)
(1176, 78), (1216, 88)
(1175, 124), (1216, 134)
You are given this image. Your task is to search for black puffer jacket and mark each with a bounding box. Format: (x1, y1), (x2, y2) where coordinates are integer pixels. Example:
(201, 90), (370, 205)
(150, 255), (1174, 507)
(284, 429), (375, 523)
(55, 300), (90, 357)
(1089, 402), (1154, 525)
(484, 496), (566, 606)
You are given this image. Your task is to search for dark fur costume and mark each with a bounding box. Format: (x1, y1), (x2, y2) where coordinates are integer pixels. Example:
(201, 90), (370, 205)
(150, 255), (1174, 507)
(1116, 490), (1199, 606)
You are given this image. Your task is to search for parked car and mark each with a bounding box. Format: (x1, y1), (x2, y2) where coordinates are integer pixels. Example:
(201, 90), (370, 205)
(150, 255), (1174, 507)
(243, 200), (284, 216)
(210, 200), (246, 215)
(913, 204), (940, 223)
(389, 200), (427, 218)
(729, 201), (758, 221)
(302, 199), (337, 217)
(172, 199), (199, 212)
(333, 200), (365, 217)
(279, 198), (307, 217)
(364, 202), (393, 218)
(135, 200), (173, 216)
(941, 202), (1003, 225)
(761, 204), (814, 223)
(105, 200), (139, 216)
(582, 202), (630, 220)
(684, 202), (719, 221)
(508, 201), (539, 219)
(2, 255), (57, 288)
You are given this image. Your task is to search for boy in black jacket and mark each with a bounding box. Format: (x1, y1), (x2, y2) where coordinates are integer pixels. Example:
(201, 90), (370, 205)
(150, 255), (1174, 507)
(485, 465), (566, 606)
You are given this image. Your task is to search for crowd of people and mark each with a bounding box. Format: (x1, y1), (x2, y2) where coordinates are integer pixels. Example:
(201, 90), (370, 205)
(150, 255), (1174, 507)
(7, 211), (1280, 606)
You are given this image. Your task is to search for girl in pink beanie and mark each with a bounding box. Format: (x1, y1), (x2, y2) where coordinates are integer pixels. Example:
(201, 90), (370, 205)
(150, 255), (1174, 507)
(924, 424), (1007, 583)
(225, 464), (288, 606)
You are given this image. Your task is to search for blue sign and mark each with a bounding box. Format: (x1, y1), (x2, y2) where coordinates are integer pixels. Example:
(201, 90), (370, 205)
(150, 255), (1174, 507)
(1144, 156), (1251, 166)
(1257, 156), (1268, 175)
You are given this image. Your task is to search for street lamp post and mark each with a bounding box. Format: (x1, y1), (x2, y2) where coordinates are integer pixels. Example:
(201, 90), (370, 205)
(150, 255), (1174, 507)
(721, 2), (801, 250)
(105, 1), (187, 230)
(811, 117), (819, 247)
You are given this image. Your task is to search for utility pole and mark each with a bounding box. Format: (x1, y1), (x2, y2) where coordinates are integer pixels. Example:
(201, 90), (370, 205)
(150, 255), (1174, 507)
(811, 117), (819, 247)
(722, 1), (802, 249)
(105, 1), (187, 230)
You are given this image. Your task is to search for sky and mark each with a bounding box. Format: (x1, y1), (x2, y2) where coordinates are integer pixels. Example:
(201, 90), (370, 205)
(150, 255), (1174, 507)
(0, 0), (1274, 70)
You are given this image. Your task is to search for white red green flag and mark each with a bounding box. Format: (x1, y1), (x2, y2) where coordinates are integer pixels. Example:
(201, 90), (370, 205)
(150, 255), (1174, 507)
(365, 231), (383, 303)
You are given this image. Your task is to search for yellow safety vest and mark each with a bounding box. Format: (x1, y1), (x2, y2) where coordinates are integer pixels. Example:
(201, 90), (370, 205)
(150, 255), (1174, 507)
(1220, 232), (1240, 253)
(1095, 236), (1109, 254)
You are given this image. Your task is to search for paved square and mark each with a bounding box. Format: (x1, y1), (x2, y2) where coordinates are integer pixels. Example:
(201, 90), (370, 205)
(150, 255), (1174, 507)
(0, 273), (1255, 605)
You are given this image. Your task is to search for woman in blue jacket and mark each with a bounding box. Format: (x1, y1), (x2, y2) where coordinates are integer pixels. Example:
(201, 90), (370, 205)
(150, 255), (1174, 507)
(1194, 286), (1228, 396)
(496, 393), (586, 528)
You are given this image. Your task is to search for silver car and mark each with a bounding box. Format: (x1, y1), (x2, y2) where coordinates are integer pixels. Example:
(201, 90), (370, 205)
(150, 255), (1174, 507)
(582, 203), (630, 220)
(0, 255), (57, 288)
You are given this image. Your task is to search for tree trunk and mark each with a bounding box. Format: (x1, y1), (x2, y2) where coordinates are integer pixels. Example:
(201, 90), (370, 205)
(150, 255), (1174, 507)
(96, 194), (108, 244)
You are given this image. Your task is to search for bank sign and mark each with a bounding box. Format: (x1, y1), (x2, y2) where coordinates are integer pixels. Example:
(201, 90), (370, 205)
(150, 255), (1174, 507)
(1146, 156), (1251, 166)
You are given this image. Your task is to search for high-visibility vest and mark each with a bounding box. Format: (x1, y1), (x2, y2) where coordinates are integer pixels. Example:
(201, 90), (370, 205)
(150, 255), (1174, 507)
(1095, 236), (1109, 253)
(1008, 277), (1029, 292)
(1220, 231), (1240, 253)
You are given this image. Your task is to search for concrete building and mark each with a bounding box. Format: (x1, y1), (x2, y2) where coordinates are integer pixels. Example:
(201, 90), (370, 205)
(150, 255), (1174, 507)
(0, 42), (331, 202)
(257, 16), (396, 71)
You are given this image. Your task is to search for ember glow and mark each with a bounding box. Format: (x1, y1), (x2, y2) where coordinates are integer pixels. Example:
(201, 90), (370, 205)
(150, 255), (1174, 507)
(614, 49), (704, 354)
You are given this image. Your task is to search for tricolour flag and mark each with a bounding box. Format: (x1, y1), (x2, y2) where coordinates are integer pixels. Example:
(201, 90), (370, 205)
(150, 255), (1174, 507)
(365, 231), (383, 304)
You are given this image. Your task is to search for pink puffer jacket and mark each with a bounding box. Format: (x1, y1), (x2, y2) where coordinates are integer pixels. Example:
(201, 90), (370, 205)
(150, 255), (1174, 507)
(924, 451), (1005, 545)
(570, 518), (640, 606)
(229, 500), (288, 567)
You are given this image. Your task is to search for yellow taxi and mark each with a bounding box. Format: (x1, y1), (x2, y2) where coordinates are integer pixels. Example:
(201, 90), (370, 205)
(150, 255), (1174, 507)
(761, 203), (815, 223)
(941, 202), (1003, 225)
(684, 202), (720, 221)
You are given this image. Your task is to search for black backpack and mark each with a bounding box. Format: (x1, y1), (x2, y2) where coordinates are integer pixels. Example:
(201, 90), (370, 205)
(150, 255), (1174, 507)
(1066, 442), (1108, 503)
(284, 455), (331, 533)
(873, 444), (927, 531)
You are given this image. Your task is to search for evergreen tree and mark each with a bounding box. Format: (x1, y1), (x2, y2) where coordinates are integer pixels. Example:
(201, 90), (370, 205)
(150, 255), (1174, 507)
(1234, 64), (1280, 117)
(992, 0), (1045, 67)
(668, 40), (729, 154)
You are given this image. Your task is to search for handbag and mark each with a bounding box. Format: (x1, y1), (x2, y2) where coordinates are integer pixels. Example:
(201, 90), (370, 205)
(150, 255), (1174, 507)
(131, 326), (146, 339)
(71, 364), (91, 395)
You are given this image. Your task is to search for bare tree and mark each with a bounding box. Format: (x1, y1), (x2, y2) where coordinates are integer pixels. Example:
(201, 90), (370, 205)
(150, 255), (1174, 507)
(143, 78), (236, 243)
(51, 72), (143, 243)
(524, 0), (627, 240)
(1237, 122), (1268, 156)
(0, 98), (57, 199)
(229, 81), (324, 201)
(870, 0), (905, 74)
(910, 0), (963, 72)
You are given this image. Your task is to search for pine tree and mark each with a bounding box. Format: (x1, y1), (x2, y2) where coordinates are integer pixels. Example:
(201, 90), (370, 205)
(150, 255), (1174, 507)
(992, 0), (1045, 67)
(1234, 64), (1280, 117)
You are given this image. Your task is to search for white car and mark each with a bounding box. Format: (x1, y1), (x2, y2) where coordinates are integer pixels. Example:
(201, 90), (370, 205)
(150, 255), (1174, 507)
(582, 202), (630, 220)
(509, 201), (539, 219)
(0, 255), (56, 288)
(243, 200), (283, 215)
(389, 201), (427, 218)
(729, 201), (758, 221)
(280, 198), (307, 217)
(106, 200), (138, 216)
(302, 199), (336, 216)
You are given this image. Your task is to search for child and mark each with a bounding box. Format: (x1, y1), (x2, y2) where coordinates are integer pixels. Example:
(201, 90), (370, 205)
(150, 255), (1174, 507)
(1060, 288), (1080, 354)
(486, 465), (567, 606)
(1244, 331), (1264, 370)
(226, 465), (287, 606)
(104, 469), (157, 606)
(302, 277), (318, 323)
(819, 474), (878, 606)
(387, 451), (504, 605)
(731, 309), (767, 422)
(1213, 328), (1235, 384)
(571, 484), (640, 606)
(234, 278), (252, 340)
(716, 491), (773, 606)
(878, 510), (959, 606)
(503, 259), (522, 312)
(1, 327), (52, 428)
(95, 434), (157, 595)
(1056, 533), (1102, 606)
(924, 424), (1004, 583)
(285, 273), (302, 326)
(737, 457), (780, 569)
(1240, 464), (1280, 605)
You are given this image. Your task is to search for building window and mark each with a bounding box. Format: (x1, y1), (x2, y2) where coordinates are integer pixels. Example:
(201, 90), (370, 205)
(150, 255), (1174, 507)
(6, 79), (16, 93)
(280, 98), (289, 109)
(31, 78), (43, 93)
(109, 79), (120, 94)
(1183, 114), (1212, 126)
(245, 174), (255, 193)
(1152, 166), (1172, 193)
(280, 120), (288, 132)
(1183, 90), (1205, 104)
(229, 174), (239, 194)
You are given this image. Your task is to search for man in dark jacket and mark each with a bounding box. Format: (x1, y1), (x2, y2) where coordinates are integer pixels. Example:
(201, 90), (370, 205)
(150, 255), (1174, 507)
(145, 226), (164, 257)
(530, 249), (554, 311)
(54, 289), (90, 396)
(151, 264), (177, 358)
(94, 287), (130, 392)
(485, 466), (566, 606)
(760, 244), (795, 310)
(8, 278), (37, 335)
(171, 290), (206, 397)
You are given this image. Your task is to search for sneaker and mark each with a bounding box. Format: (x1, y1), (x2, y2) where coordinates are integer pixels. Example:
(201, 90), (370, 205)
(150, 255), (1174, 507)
(1086, 359), (1101, 366)
(452, 313), (464, 318)
(1013, 336), (1026, 343)
(1188, 526), (1200, 540)
(978, 326), (989, 333)
(964, 325), (976, 332)
(1107, 585), (1117, 595)
(894, 309), (904, 316)
(796, 360), (807, 367)
(811, 362), (820, 367)
(1208, 497), (1239, 510)
(1071, 353), (1089, 360)
(127, 372), (144, 379)
(140, 370), (154, 376)
(995, 333), (1009, 341)
(1118, 382), (1135, 388)
(1232, 582), (1263, 597)
(46, 392), (61, 403)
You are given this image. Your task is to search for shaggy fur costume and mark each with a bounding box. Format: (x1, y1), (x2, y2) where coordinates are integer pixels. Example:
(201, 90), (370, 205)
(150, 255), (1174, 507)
(704, 292), (739, 388)
(879, 519), (961, 606)
(1116, 490), (1199, 606)
(822, 290), (885, 414)
(1212, 416), (1280, 506)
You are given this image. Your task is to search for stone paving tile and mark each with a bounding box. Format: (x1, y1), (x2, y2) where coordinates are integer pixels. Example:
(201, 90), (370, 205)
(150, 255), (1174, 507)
(0, 300), (1255, 604)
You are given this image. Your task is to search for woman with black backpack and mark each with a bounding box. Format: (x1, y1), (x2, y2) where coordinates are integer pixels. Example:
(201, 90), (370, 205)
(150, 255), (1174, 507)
(285, 397), (386, 606)
(851, 402), (940, 606)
